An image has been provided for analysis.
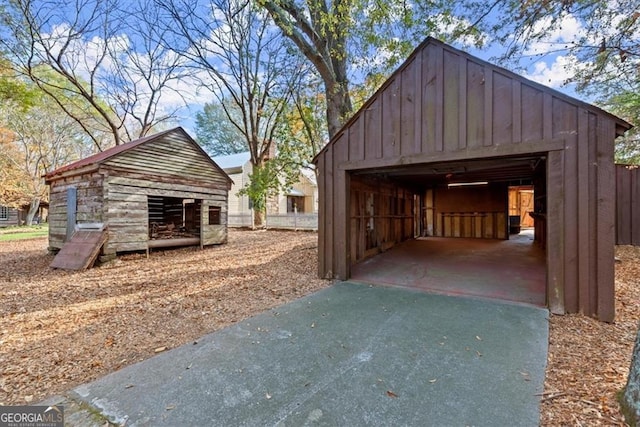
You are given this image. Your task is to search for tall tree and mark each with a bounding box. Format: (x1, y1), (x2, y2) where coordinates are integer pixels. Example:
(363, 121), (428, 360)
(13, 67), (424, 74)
(158, 0), (304, 226)
(0, 94), (88, 224)
(194, 102), (247, 155)
(1, 0), (189, 149)
(482, 0), (639, 159)
(258, 0), (485, 138)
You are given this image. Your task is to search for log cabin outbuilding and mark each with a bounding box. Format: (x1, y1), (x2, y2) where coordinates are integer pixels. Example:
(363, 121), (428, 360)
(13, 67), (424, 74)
(314, 37), (633, 322)
(45, 127), (232, 261)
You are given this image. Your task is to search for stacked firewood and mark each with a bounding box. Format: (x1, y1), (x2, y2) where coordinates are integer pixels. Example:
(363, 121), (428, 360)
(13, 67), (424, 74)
(150, 222), (196, 239)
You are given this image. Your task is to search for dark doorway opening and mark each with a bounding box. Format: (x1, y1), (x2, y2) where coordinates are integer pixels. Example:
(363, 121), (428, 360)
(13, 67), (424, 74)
(348, 154), (547, 306)
(147, 196), (202, 248)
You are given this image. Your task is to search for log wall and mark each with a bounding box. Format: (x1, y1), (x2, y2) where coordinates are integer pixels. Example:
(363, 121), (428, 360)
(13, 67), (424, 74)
(48, 170), (105, 250)
(47, 128), (231, 256)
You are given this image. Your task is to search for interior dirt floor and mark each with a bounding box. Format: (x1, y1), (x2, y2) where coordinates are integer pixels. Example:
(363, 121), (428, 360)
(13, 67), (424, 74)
(350, 230), (546, 307)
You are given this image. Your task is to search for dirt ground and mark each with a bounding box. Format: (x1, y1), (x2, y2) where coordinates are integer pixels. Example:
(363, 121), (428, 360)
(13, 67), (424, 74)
(1, 230), (639, 425)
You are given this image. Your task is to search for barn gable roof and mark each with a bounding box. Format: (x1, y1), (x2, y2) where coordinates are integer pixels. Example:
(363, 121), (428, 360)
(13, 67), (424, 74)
(45, 127), (232, 185)
(314, 37), (632, 163)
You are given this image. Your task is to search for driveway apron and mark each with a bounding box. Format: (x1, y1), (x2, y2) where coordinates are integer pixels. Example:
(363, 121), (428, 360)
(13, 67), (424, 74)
(67, 282), (548, 426)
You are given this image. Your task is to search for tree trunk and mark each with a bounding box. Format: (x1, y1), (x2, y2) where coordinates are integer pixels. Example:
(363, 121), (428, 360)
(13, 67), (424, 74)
(621, 323), (640, 425)
(25, 197), (40, 226)
(325, 76), (353, 139)
(253, 208), (264, 229)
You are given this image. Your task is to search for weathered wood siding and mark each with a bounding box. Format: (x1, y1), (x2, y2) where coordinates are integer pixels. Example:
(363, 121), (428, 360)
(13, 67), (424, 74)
(316, 38), (629, 321)
(102, 171), (228, 255)
(47, 128), (231, 256)
(48, 170), (105, 250)
(0, 206), (21, 227)
(201, 200), (228, 246)
(102, 131), (230, 190)
(616, 164), (640, 246)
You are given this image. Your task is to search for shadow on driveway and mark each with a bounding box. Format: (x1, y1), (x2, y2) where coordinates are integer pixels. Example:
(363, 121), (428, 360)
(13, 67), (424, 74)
(63, 282), (548, 426)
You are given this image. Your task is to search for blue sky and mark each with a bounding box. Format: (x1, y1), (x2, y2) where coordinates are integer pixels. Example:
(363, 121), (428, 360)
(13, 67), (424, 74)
(27, 2), (595, 137)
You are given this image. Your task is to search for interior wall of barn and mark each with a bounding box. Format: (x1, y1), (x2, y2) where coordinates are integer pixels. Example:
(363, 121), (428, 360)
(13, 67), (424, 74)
(349, 175), (416, 265)
(429, 183), (508, 239)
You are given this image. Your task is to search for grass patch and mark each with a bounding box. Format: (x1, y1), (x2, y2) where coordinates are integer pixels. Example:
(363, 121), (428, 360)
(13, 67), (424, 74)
(0, 224), (49, 241)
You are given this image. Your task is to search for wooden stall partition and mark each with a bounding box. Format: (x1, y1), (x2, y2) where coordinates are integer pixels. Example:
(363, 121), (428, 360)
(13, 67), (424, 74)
(432, 183), (508, 239)
(349, 176), (415, 265)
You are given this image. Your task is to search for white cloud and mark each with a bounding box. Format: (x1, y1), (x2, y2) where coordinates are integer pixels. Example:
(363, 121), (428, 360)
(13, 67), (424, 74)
(523, 55), (577, 88)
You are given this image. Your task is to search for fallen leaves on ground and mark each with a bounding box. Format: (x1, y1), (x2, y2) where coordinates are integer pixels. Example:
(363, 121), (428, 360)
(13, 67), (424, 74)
(0, 230), (328, 405)
(541, 245), (640, 426)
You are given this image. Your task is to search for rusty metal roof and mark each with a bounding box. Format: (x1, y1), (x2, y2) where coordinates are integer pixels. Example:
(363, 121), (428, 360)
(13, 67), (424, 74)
(44, 127), (182, 181)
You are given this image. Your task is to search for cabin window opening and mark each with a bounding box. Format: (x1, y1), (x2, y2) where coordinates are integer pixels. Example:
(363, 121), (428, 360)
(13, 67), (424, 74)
(0, 206), (8, 221)
(208, 206), (221, 225)
(287, 196), (305, 213)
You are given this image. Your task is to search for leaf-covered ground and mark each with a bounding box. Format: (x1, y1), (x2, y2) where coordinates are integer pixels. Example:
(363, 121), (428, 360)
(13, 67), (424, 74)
(0, 231), (638, 425)
(0, 230), (328, 405)
(541, 245), (640, 426)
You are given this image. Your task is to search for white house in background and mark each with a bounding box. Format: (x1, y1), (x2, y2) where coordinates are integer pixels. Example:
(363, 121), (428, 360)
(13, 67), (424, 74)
(212, 152), (318, 225)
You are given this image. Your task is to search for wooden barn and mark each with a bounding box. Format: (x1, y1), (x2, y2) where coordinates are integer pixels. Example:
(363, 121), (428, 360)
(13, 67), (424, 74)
(314, 38), (632, 322)
(45, 127), (232, 263)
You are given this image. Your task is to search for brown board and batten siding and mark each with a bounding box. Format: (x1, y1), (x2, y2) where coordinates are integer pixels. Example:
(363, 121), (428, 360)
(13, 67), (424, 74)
(315, 37), (632, 321)
(616, 164), (640, 246)
(46, 127), (232, 259)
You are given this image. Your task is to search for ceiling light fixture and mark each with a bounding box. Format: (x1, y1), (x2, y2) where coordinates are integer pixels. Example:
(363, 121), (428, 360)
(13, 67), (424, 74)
(447, 181), (489, 188)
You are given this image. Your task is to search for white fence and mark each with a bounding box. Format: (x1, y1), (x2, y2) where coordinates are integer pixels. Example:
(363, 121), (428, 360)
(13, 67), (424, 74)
(228, 213), (318, 231)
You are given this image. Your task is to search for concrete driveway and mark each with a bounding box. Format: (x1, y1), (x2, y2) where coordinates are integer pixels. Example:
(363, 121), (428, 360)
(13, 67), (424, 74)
(57, 282), (548, 426)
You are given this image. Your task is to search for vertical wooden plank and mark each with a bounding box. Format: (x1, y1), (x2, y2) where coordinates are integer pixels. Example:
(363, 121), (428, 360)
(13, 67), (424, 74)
(364, 98), (383, 160)
(348, 116), (364, 162)
(556, 100), (578, 314)
(443, 50), (459, 152)
(323, 149), (334, 278)
(434, 45), (444, 152)
(588, 112), (599, 314)
(458, 58), (468, 150)
(423, 45), (438, 154)
(66, 187), (77, 241)
(350, 188), (357, 265)
(334, 135), (349, 279)
(577, 109), (591, 314)
(547, 150), (565, 314)
(316, 154), (326, 277)
(632, 167), (640, 245)
(483, 68), (493, 147)
(400, 59), (416, 156)
(492, 72), (513, 145)
(512, 80), (522, 143)
(595, 118), (616, 322)
(543, 93), (554, 140)
(414, 51), (424, 154)
(336, 171), (350, 279)
(466, 61), (485, 149)
(382, 77), (400, 158)
(521, 85), (544, 142)
(615, 165), (628, 244)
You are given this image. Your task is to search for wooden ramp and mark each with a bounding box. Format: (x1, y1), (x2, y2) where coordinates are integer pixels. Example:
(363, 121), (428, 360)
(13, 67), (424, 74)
(51, 225), (108, 271)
